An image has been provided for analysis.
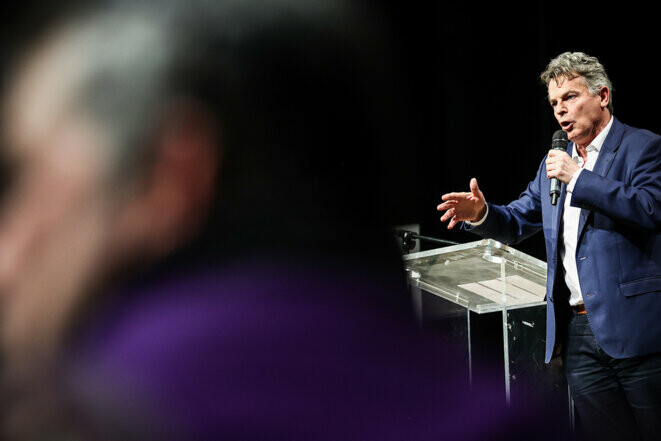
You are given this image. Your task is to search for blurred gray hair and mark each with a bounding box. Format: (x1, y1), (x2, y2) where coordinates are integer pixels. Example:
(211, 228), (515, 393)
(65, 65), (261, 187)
(36, 0), (357, 186)
(540, 51), (613, 114)
(50, 8), (175, 183)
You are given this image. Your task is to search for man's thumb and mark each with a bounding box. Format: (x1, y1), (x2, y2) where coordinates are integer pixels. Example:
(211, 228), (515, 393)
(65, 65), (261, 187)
(470, 178), (480, 196)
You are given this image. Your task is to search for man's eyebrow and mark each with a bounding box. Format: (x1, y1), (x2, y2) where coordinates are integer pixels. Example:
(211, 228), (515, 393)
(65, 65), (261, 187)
(548, 89), (581, 103)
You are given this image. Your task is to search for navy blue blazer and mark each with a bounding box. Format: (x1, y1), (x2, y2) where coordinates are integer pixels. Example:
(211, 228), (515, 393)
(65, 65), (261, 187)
(466, 117), (661, 362)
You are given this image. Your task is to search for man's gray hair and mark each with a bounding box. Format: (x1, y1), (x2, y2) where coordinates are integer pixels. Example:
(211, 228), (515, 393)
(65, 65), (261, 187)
(540, 51), (613, 114)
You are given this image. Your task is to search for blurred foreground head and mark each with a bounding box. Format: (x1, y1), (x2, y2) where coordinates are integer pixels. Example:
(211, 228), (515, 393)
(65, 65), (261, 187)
(0, 0), (412, 439)
(0, 2), (574, 440)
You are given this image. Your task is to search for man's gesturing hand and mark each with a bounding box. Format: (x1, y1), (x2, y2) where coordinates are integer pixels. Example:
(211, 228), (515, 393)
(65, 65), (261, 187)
(437, 178), (487, 229)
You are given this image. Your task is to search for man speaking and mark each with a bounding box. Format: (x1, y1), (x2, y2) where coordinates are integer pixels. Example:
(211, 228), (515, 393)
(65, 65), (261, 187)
(437, 52), (661, 441)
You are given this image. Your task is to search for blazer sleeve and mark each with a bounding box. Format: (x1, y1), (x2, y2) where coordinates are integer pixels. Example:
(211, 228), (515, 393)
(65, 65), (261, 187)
(571, 135), (661, 230)
(463, 158), (545, 244)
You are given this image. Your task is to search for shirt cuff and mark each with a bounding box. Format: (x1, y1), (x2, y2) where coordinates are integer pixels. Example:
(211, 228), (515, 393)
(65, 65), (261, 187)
(465, 204), (489, 226)
(566, 169), (583, 193)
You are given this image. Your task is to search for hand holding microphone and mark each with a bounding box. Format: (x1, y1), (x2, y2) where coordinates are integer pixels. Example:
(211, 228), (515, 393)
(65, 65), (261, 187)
(547, 130), (577, 205)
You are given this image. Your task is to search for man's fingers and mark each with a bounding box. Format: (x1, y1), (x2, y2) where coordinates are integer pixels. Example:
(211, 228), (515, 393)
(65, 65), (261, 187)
(546, 155), (559, 166)
(437, 201), (457, 211)
(441, 192), (470, 201)
(440, 180), (485, 228)
(440, 208), (454, 222)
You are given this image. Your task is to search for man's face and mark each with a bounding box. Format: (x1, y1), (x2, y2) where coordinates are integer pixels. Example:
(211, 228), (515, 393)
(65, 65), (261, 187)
(547, 75), (609, 148)
(0, 40), (118, 372)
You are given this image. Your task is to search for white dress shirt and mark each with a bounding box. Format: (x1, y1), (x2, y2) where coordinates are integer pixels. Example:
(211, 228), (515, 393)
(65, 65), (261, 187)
(561, 116), (613, 306)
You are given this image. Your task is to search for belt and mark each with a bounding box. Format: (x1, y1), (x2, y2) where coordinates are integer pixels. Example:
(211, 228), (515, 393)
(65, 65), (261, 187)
(572, 303), (587, 315)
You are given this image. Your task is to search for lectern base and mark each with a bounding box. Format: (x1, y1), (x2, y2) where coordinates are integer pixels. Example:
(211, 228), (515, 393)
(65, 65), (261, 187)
(412, 286), (572, 433)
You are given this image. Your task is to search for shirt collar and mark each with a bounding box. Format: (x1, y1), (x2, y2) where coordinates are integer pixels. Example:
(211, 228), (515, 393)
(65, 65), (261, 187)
(572, 116), (614, 159)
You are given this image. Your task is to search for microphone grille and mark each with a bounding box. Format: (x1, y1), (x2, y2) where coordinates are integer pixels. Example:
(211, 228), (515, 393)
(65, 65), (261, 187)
(551, 129), (568, 149)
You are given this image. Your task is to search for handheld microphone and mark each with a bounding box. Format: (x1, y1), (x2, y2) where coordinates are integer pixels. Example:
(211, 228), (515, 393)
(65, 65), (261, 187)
(549, 130), (568, 206)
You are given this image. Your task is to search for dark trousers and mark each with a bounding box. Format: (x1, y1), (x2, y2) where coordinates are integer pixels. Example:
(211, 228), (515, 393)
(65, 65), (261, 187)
(563, 313), (661, 441)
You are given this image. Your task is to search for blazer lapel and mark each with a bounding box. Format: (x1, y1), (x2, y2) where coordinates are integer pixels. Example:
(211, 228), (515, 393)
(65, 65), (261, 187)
(576, 118), (624, 243)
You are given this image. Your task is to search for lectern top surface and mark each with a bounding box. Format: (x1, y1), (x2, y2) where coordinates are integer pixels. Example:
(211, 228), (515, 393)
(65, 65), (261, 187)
(403, 239), (547, 313)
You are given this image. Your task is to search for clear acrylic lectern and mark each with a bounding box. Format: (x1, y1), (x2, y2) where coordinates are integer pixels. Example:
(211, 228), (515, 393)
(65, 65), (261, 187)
(403, 239), (569, 415)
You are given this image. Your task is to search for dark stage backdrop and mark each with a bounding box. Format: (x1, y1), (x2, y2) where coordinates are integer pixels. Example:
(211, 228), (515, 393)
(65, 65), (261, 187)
(378, 1), (660, 261)
(1, 1), (658, 261)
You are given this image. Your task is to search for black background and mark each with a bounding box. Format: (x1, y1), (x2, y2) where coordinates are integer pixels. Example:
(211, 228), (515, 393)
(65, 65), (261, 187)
(1, 1), (658, 261)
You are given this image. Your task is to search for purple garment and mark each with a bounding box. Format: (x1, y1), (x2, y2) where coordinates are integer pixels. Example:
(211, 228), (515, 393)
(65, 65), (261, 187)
(63, 258), (564, 440)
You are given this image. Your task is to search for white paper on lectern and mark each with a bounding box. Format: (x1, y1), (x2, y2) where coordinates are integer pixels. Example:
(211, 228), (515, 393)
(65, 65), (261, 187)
(458, 275), (545, 305)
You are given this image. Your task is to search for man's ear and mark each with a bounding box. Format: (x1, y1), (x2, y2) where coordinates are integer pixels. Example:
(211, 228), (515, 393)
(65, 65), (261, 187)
(113, 101), (221, 261)
(599, 86), (610, 110)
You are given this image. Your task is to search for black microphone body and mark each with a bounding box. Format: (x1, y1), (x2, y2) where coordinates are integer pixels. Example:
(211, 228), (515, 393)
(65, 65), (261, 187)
(549, 130), (569, 206)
